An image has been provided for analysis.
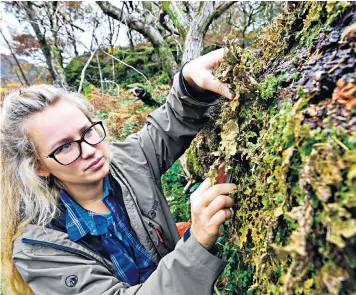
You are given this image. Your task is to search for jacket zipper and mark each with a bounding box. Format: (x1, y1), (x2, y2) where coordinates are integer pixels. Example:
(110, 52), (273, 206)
(22, 238), (116, 275)
(148, 222), (164, 243)
(127, 191), (164, 258)
(112, 167), (164, 259)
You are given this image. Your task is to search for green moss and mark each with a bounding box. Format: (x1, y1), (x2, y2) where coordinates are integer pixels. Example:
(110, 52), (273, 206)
(186, 2), (356, 294)
(162, 2), (188, 39)
(64, 46), (162, 88)
(257, 73), (286, 102)
(82, 80), (93, 100)
(51, 44), (65, 71)
(297, 1), (351, 47)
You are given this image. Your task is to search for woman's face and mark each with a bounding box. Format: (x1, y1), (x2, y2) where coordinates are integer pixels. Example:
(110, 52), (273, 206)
(27, 99), (111, 187)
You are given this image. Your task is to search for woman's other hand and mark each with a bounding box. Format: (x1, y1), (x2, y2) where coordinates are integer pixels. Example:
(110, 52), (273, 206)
(190, 177), (236, 250)
(182, 48), (234, 100)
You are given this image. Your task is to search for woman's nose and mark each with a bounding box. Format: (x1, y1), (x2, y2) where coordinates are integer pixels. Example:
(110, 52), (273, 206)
(80, 141), (96, 159)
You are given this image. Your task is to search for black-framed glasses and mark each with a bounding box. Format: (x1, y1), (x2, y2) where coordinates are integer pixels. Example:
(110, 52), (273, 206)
(45, 121), (106, 166)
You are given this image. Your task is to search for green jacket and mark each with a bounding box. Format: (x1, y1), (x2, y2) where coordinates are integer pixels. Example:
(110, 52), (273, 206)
(13, 73), (227, 294)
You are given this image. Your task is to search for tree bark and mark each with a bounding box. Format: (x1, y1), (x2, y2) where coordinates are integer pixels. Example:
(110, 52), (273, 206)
(21, 1), (67, 86)
(183, 1), (236, 63)
(48, 2), (67, 84)
(162, 1), (189, 39)
(97, 1), (178, 79)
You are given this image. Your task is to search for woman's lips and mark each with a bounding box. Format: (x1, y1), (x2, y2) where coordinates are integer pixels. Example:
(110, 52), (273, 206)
(86, 156), (104, 171)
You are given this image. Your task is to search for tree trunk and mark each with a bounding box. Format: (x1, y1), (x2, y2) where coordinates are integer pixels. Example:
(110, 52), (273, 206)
(48, 2), (67, 86)
(182, 3), (213, 63)
(22, 1), (67, 86)
(183, 1), (236, 63)
(187, 3), (356, 294)
(98, 1), (178, 79)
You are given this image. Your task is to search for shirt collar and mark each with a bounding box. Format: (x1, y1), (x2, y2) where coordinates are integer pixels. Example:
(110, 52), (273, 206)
(59, 175), (113, 241)
(103, 175), (113, 200)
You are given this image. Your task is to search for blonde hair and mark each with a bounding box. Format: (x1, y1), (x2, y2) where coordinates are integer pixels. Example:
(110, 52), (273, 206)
(1, 85), (96, 294)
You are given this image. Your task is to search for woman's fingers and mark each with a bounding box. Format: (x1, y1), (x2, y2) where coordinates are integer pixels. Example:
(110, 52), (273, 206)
(200, 183), (236, 206)
(202, 48), (225, 69)
(196, 60), (234, 100)
(191, 48), (225, 70)
(183, 48), (235, 100)
(192, 177), (212, 196)
(190, 176), (236, 249)
(205, 194), (234, 218)
(204, 75), (234, 100)
(209, 209), (232, 231)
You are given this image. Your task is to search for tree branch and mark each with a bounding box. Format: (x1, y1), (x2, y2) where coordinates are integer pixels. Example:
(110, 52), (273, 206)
(20, 2), (57, 80)
(96, 52), (104, 96)
(1, 30), (30, 86)
(182, 2), (193, 21)
(98, 1), (178, 79)
(78, 49), (98, 93)
(203, 1), (237, 34)
(97, 1), (136, 29)
(161, 1), (189, 39)
(159, 12), (179, 36)
(101, 50), (151, 87)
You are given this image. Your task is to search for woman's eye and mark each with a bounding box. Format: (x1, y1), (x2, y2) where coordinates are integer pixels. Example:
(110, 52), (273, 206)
(56, 142), (72, 154)
(84, 128), (93, 137)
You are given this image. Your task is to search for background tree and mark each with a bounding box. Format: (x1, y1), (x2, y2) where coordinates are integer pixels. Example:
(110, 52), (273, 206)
(97, 1), (237, 77)
(4, 1), (88, 86)
(1, 31), (30, 86)
(97, 1), (179, 79)
(162, 1), (236, 63)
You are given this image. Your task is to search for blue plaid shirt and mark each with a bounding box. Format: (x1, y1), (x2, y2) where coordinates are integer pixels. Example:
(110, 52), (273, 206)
(59, 176), (156, 285)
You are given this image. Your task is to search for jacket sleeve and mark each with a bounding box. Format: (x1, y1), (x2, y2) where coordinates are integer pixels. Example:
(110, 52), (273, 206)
(13, 233), (227, 295)
(122, 71), (221, 181)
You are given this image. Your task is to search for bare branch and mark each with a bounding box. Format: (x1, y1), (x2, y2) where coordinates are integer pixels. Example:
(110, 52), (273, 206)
(98, 1), (178, 79)
(96, 52), (103, 96)
(78, 49), (98, 93)
(102, 80), (120, 96)
(101, 50), (151, 87)
(159, 12), (179, 36)
(206, 1), (237, 32)
(1, 30), (30, 86)
(182, 2), (193, 21)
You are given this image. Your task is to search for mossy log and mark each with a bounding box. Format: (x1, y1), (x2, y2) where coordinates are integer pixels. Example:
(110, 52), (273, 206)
(187, 2), (356, 294)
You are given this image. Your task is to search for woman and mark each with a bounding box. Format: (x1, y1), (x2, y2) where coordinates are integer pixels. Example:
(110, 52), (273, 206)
(1, 49), (236, 295)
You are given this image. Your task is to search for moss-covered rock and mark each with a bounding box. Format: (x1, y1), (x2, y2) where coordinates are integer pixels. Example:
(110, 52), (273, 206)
(187, 2), (356, 294)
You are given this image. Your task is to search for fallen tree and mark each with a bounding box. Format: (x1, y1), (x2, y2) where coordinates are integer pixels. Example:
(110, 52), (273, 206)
(186, 2), (356, 294)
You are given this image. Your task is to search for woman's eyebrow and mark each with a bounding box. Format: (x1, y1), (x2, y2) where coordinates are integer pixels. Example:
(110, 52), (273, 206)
(50, 123), (92, 151)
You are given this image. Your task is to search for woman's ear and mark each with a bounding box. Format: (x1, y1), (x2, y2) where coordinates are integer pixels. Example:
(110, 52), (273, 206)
(35, 161), (50, 177)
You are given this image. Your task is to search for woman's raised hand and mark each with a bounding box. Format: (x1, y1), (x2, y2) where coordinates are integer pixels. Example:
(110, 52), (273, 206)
(190, 177), (236, 250)
(182, 48), (234, 100)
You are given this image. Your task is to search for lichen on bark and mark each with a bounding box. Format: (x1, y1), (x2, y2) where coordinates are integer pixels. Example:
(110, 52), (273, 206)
(187, 2), (356, 294)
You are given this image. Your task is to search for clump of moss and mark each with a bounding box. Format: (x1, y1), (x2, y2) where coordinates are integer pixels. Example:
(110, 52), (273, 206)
(187, 2), (356, 294)
(257, 73), (286, 102)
